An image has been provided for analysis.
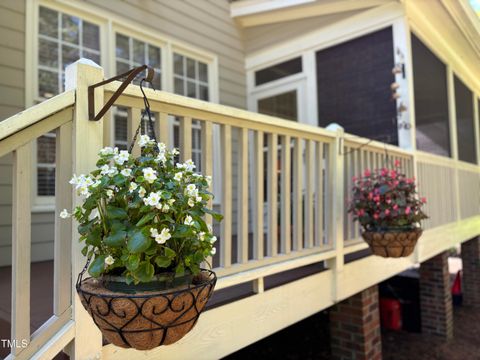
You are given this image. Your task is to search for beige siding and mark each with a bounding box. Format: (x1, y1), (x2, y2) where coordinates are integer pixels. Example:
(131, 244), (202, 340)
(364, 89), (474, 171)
(243, 10), (362, 55)
(0, 1), (26, 266)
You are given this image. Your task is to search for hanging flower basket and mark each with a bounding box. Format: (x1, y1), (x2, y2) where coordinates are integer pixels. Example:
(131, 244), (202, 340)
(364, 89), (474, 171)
(61, 75), (223, 350)
(348, 160), (428, 258)
(361, 227), (422, 258)
(76, 270), (216, 349)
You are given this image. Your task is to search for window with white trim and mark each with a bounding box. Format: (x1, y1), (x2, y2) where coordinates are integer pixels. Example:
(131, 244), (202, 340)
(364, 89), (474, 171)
(114, 33), (163, 150)
(37, 5), (101, 196)
(173, 53), (210, 170)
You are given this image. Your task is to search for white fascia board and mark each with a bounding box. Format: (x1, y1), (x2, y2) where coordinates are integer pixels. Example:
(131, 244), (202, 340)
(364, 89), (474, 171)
(231, 0), (315, 18)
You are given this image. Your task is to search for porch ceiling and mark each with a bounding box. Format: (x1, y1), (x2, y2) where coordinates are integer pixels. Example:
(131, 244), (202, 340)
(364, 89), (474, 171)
(230, 0), (395, 27)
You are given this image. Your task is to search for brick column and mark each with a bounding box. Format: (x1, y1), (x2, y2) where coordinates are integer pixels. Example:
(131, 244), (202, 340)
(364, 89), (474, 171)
(419, 251), (453, 339)
(330, 286), (381, 360)
(461, 237), (480, 307)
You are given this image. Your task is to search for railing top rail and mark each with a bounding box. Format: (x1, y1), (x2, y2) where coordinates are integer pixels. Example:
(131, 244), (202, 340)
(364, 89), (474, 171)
(103, 81), (338, 142)
(415, 150), (480, 172)
(343, 133), (413, 158)
(0, 90), (75, 142)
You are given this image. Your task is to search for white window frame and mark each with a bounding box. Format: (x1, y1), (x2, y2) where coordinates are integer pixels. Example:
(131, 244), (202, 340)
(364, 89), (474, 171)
(26, 0), (220, 211)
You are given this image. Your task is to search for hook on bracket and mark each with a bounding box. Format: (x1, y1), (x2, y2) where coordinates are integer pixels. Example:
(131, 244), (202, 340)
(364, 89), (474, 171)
(88, 65), (154, 121)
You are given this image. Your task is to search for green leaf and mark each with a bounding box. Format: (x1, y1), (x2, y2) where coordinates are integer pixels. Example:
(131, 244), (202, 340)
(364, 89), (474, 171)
(106, 206), (128, 220)
(113, 174), (125, 186)
(126, 254), (140, 271)
(104, 230), (127, 248)
(203, 207), (224, 222)
(78, 220), (95, 236)
(173, 225), (192, 238)
(88, 255), (106, 278)
(175, 262), (185, 276)
(127, 228), (151, 253)
(135, 261), (155, 282)
(155, 256), (171, 268)
(81, 245), (88, 256)
(165, 247), (176, 259)
(136, 213), (156, 227)
(85, 225), (102, 247)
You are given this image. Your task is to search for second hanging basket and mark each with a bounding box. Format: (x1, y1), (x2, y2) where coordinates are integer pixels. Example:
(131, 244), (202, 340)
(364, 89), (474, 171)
(361, 228), (423, 258)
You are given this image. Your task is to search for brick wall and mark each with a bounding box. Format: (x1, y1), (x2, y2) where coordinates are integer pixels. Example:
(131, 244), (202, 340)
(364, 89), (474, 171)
(329, 286), (382, 360)
(419, 251), (453, 339)
(461, 237), (480, 307)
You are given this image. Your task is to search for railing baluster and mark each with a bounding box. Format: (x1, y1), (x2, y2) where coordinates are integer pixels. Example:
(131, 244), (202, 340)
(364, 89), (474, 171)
(305, 140), (314, 249)
(220, 124), (232, 267)
(315, 142), (324, 247)
(180, 116), (192, 161)
(267, 133), (278, 257)
(253, 131), (264, 260)
(353, 149), (360, 239)
(127, 108), (141, 157)
(12, 143), (31, 355)
(155, 112), (170, 148)
(201, 121), (213, 267)
(238, 128), (249, 263)
(293, 137), (303, 251)
(281, 135), (291, 254)
(54, 123), (73, 317)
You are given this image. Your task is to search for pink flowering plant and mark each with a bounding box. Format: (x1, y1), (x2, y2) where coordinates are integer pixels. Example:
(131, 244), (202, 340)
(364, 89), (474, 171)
(347, 160), (427, 231)
(61, 135), (222, 284)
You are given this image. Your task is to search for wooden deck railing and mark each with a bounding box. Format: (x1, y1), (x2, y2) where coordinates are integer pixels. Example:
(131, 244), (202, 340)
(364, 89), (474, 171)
(1, 60), (479, 359)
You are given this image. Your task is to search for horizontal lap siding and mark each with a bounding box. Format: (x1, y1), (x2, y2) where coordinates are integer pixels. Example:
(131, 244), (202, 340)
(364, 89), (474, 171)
(0, 1), (25, 266)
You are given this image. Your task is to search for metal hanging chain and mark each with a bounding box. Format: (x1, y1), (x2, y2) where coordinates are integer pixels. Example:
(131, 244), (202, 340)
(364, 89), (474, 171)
(128, 78), (159, 154)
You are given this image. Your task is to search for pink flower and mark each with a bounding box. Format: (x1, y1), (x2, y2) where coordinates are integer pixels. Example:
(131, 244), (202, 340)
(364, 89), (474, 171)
(385, 209), (390, 216)
(364, 169), (371, 177)
(352, 176), (357, 182)
(373, 213), (380, 220)
(406, 178), (414, 184)
(368, 192), (373, 200)
(386, 198), (392, 204)
(405, 207), (411, 215)
(381, 168), (388, 176)
(373, 195), (380, 203)
(393, 204), (399, 211)
(390, 170), (397, 178)
(394, 159), (401, 167)
(421, 197), (427, 204)
(357, 209), (365, 217)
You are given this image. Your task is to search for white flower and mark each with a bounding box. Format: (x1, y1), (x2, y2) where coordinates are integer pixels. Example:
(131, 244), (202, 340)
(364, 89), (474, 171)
(78, 185), (90, 197)
(210, 247), (216, 255)
(174, 172), (183, 181)
(129, 182), (138, 193)
(100, 165), (110, 176)
(184, 159), (196, 172)
(142, 167), (157, 184)
(106, 189), (114, 199)
(59, 209), (70, 219)
(155, 202), (163, 210)
(157, 228), (171, 244)
(196, 196), (202, 203)
(92, 180), (101, 188)
(206, 176), (212, 187)
(105, 255), (115, 266)
(188, 198), (196, 207)
(162, 204), (170, 212)
(198, 232), (205, 241)
(121, 168), (132, 177)
(185, 184), (198, 197)
(171, 148), (179, 156)
(138, 187), (146, 198)
(155, 153), (166, 163)
(108, 167), (118, 177)
(138, 134), (154, 147)
(184, 215), (194, 226)
(207, 224), (213, 233)
(158, 143), (167, 152)
(90, 209), (99, 220)
(144, 191), (161, 207)
(114, 150), (130, 166)
(69, 174), (80, 186)
(151, 227), (171, 244)
(176, 163), (186, 170)
(99, 147), (115, 156)
(168, 199), (176, 205)
(210, 236), (217, 244)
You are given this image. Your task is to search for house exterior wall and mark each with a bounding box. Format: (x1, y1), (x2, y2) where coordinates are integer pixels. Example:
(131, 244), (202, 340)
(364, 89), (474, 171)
(0, 0), (247, 266)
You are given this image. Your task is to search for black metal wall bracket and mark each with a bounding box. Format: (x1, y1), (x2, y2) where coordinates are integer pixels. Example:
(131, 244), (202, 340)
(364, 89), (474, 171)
(88, 65), (154, 121)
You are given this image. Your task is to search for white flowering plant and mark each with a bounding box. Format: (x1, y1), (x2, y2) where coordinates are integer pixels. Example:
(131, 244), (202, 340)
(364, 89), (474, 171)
(63, 135), (222, 284)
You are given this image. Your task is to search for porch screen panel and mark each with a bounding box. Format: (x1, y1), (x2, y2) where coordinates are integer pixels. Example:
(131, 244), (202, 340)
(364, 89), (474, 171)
(411, 34), (451, 157)
(316, 27), (397, 144)
(454, 76), (476, 164)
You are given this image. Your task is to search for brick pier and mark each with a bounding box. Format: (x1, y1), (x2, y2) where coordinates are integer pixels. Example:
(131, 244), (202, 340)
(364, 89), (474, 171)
(419, 251), (453, 339)
(329, 285), (382, 360)
(461, 237), (480, 308)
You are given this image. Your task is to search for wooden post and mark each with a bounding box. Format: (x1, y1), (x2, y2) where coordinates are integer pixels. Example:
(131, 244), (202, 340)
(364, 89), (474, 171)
(64, 59), (104, 360)
(326, 125), (345, 301)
